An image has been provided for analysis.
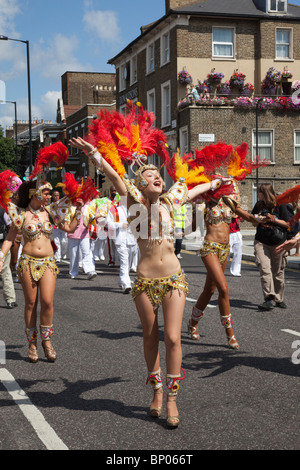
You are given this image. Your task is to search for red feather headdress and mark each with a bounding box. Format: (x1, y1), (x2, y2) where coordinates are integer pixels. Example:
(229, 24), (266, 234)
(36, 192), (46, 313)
(57, 173), (99, 204)
(0, 170), (22, 211)
(30, 142), (69, 180)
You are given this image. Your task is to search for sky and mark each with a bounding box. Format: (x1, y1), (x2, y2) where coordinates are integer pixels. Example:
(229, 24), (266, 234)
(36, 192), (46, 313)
(0, 0), (165, 132)
(1, 0), (300, 134)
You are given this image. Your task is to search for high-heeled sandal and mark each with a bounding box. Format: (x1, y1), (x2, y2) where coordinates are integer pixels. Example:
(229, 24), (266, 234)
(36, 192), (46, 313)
(28, 344), (39, 363)
(40, 325), (56, 362)
(221, 314), (239, 350)
(166, 396), (180, 428)
(187, 318), (200, 340)
(25, 327), (38, 363)
(42, 341), (57, 362)
(187, 305), (204, 340)
(166, 368), (186, 428)
(150, 388), (163, 418)
(146, 369), (163, 418)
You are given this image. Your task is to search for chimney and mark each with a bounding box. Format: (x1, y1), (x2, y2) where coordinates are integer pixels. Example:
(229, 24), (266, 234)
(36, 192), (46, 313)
(165, 0), (205, 13)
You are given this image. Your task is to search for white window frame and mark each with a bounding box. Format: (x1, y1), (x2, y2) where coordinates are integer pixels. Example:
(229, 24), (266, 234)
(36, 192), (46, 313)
(252, 129), (274, 163)
(161, 80), (171, 128)
(147, 42), (155, 74)
(275, 28), (292, 60)
(212, 27), (235, 59)
(179, 126), (189, 155)
(269, 0), (287, 13)
(119, 64), (126, 91)
(294, 130), (300, 163)
(130, 55), (138, 85)
(147, 88), (156, 116)
(161, 31), (170, 66)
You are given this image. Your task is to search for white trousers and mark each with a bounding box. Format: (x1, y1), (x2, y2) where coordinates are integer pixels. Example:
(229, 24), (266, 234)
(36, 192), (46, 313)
(1, 250), (16, 303)
(53, 228), (68, 261)
(68, 237), (95, 277)
(114, 241), (132, 290)
(229, 231), (243, 276)
(91, 237), (107, 259)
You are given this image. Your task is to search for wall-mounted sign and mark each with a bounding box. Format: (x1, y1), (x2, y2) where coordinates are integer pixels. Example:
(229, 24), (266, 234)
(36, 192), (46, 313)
(198, 134), (215, 142)
(119, 87), (138, 106)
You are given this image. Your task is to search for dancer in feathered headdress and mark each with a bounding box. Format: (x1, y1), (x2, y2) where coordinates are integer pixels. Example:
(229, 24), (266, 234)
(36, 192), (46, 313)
(181, 141), (269, 352)
(0, 141), (86, 365)
(69, 101), (233, 429)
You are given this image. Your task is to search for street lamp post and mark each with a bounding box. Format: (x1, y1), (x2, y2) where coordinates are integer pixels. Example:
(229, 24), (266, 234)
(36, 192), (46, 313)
(255, 97), (266, 201)
(0, 100), (18, 170)
(0, 35), (32, 173)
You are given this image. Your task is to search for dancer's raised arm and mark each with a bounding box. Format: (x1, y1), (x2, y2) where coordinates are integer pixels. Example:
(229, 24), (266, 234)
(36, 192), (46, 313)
(69, 137), (127, 197)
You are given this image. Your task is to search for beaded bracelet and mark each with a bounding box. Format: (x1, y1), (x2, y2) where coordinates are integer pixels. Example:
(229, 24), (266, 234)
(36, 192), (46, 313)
(87, 148), (103, 172)
(211, 179), (221, 190)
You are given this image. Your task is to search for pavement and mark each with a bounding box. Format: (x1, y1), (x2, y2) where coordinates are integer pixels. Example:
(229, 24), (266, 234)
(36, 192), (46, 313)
(182, 228), (300, 270)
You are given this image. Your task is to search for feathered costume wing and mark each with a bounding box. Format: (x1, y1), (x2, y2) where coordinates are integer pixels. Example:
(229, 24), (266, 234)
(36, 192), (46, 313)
(30, 142), (69, 180)
(86, 101), (169, 176)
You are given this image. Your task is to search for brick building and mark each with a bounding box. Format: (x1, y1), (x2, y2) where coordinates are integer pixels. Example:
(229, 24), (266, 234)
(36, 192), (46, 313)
(58, 72), (116, 195)
(108, 0), (300, 209)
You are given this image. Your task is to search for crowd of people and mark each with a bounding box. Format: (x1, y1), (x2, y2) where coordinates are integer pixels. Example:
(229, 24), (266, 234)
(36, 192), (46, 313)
(0, 103), (300, 430)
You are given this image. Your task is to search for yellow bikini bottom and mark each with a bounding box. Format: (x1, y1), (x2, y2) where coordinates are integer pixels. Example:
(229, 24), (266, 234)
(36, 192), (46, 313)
(132, 270), (189, 308)
(17, 254), (59, 282)
(199, 239), (230, 265)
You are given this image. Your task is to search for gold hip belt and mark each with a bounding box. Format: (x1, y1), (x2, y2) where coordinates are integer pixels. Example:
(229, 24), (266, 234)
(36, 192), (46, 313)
(199, 239), (230, 265)
(132, 269), (189, 307)
(17, 254), (59, 282)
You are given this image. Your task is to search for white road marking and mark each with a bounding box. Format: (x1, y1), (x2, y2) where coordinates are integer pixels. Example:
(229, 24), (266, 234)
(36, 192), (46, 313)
(281, 329), (300, 337)
(0, 368), (68, 450)
(186, 297), (216, 308)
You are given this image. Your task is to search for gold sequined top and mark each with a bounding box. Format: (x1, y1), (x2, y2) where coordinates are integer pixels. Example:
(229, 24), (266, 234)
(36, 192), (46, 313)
(7, 196), (73, 241)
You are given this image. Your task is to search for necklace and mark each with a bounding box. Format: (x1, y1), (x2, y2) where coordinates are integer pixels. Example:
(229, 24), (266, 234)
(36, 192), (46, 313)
(28, 204), (43, 215)
(28, 204), (43, 230)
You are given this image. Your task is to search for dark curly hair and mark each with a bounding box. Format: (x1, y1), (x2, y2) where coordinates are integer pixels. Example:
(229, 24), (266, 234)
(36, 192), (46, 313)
(17, 181), (37, 208)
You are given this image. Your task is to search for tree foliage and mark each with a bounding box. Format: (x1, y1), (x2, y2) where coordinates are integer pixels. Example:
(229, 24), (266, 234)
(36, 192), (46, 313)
(0, 125), (18, 172)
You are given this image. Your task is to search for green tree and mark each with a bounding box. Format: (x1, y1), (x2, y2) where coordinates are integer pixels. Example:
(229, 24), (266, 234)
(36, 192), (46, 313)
(0, 125), (18, 172)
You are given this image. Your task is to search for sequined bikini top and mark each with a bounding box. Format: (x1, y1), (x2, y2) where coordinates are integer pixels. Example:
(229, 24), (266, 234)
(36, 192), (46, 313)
(204, 199), (233, 225)
(7, 197), (73, 241)
(22, 219), (53, 240)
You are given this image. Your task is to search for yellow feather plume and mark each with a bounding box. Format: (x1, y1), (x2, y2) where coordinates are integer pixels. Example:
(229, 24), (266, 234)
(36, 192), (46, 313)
(173, 151), (210, 186)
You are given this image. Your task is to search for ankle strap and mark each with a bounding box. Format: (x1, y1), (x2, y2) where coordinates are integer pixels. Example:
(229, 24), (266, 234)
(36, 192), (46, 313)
(220, 314), (233, 329)
(191, 305), (204, 322)
(166, 368), (186, 396)
(25, 327), (38, 343)
(146, 368), (163, 390)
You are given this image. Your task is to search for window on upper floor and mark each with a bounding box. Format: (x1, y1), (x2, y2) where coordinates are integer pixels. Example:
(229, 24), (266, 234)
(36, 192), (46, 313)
(130, 55), (138, 85)
(294, 131), (300, 163)
(147, 88), (156, 116)
(147, 42), (155, 74)
(276, 28), (292, 59)
(161, 81), (171, 128)
(269, 0), (287, 13)
(212, 27), (235, 59)
(179, 126), (189, 155)
(161, 32), (170, 66)
(252, 130), (274, 163)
